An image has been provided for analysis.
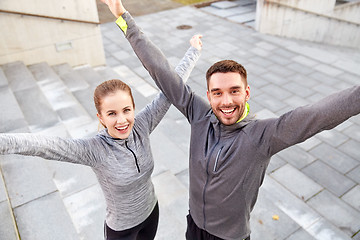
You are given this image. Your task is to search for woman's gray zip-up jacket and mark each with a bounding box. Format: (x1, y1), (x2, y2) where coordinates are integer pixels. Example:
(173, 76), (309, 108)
(121, 12), (360, 240)
(0, 43), (200, 231)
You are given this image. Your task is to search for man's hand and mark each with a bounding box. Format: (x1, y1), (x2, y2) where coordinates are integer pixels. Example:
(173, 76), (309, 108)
(101, 0), (126, 18)
(190, 34), (203, 51)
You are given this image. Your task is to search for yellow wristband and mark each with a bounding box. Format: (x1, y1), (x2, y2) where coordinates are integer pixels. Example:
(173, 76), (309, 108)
(116, 14), (128, 35)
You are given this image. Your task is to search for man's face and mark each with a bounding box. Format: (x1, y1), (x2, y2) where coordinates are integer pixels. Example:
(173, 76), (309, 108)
(207, 72), (250, 126)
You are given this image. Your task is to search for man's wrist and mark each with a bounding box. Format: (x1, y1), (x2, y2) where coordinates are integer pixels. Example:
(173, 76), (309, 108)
(116, 11), (128, 34)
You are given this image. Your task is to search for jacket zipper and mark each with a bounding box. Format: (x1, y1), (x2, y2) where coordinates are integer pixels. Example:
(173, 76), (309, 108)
(213, 147), (223, 172)
(202, 126), (221, 229)
(125, 141), (140, 173)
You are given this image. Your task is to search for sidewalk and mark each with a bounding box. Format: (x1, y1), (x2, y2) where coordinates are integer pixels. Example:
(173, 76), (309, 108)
(99, 2), (360, 239)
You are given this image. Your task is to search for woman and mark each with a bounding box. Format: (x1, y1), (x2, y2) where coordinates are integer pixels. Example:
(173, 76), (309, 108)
(0, 34), (202, 240)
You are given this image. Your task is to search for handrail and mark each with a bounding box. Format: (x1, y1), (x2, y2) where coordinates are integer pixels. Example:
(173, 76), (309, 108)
(264, 0), (360, 27)
(0, 9), (100, 25)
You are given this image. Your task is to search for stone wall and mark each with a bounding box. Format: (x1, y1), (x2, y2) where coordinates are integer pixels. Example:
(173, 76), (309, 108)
(255, 0), (360, 49)
(0, 0), (105, 67)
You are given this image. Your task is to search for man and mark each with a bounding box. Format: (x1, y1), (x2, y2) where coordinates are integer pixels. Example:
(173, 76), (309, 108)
(101, 0), (360, 239)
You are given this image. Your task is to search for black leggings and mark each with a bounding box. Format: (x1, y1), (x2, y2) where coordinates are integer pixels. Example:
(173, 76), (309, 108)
(185, 213), (250, 240)
(104, 203), (159, 240)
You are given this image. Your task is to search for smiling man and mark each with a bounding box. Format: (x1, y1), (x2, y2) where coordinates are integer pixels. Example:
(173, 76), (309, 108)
(206, 61), (250, 126)
(123, 16), (359, 240)
(101, 0), (360, 239)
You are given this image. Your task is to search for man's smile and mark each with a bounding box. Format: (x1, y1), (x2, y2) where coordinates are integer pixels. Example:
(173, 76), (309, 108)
(220, 107), (237, 116)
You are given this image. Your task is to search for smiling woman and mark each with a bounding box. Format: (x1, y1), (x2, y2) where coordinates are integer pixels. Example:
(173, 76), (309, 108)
(0, 26), (202, 240)
(94, 80), (135, 139)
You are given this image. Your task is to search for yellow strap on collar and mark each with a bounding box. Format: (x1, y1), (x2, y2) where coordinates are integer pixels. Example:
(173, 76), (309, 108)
(236, 102), (250, 123)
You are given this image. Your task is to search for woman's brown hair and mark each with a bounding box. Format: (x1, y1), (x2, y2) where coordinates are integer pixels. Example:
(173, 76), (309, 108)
(94, 79), (135, 115)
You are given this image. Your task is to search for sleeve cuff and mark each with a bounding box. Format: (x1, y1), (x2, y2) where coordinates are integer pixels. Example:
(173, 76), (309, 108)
(116, 12), (128, 35)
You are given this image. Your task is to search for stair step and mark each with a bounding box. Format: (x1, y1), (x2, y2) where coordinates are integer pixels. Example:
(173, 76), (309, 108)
(52, 63), (90, 92)
(0, 61), (106, 240)
(0, 169), (19, 240)
(74, 65), (104, 89)
(53, 64), (99, 119)
(0, 67), (8, 88)
(94, 65), (119, 80)
(1, 62), (82, 240)
(2, 62), (59, 132)
(0, 65), (28, 240)
(1, 153), (80, 240)
(0, 87), (29, 133)
(1, 61), (38, 92)
(28, 62), (95, 136)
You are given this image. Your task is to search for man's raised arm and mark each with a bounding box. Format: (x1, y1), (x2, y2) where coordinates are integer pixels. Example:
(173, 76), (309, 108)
(101, 0), (206, 119)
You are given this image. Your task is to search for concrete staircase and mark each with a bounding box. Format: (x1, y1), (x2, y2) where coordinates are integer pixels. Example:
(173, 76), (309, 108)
(200, 0), (257, 28)
(0, 61), (117, 240)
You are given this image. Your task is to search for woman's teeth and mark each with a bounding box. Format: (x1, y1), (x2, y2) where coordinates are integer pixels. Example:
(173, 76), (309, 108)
(116, 126), (128, 130)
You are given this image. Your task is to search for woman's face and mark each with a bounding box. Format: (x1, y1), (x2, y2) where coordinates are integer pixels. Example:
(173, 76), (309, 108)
(97, 90), (135, 139)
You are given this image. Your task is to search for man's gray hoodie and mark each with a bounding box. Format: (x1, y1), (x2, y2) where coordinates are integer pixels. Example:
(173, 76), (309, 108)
(121, 12), (360, 240)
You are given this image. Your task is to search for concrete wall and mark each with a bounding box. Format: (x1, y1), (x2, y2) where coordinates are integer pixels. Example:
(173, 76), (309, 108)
(256, 0), (360, 50)
(0, 0), (105, 67)
(270, 0), (336, 13)
(332, 1), (360, 22)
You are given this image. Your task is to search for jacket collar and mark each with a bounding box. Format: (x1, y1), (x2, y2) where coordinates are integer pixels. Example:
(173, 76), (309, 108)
(98, 128), (134, 144)
(209, 110), (255, 133)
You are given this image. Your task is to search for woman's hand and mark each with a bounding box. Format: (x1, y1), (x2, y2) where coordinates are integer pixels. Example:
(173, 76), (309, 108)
(190, 34), (203, 51)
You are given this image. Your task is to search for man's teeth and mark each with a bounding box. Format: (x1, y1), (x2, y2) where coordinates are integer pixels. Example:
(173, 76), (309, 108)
(222, 109), (235, 114)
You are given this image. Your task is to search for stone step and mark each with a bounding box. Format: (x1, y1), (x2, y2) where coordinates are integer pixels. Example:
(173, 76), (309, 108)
(0, 62), (82, 240)
(29, 62), (106, 240)
(75, 65), (105, 89)
(201, 0), (257, 27)
(52, 63), (90, 92)
(29, 62), (108, 240)
(2, 61), (59, 132)
(0, 67), (8, 87)
(28, 62), (96, 138)
(0, 165), (19, 240)
(54, 64), (102, 118)
(0, 66), (29, 133)
(0, 65), (29, 240)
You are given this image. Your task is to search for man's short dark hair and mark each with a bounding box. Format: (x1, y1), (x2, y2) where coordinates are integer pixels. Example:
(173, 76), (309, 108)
(206, 60), (247, 89)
